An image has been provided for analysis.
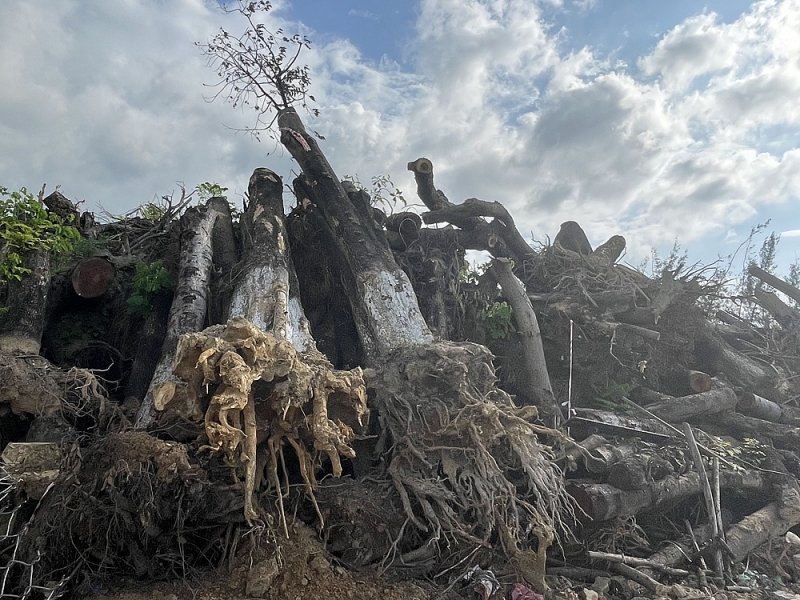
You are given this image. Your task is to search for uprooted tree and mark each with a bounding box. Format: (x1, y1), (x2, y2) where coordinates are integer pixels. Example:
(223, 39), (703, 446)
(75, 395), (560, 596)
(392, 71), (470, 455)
(3, 2), (800, 599)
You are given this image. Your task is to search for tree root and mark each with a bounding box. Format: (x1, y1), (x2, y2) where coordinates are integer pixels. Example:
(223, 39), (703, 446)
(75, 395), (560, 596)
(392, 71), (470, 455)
(374, 341), (575, 589)
(168, 318), (368, 528)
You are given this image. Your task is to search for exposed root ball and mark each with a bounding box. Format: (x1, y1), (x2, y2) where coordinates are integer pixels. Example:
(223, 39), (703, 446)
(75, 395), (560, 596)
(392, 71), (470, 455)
(374, 341), (575, 589)
(168, 318), (368, 529)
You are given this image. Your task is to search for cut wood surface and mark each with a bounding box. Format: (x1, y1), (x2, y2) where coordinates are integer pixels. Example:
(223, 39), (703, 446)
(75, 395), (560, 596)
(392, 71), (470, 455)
(688, 370), (713, 393)
(71, 257), (115, 298)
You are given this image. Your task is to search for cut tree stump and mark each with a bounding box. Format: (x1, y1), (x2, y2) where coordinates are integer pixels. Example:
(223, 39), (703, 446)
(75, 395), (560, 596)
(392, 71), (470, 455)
(71, 257), (115, 298)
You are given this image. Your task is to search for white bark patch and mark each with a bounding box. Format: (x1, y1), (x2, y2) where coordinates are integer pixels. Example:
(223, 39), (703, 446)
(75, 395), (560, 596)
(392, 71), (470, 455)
(274, 216), (285, 253)
(228, 266), (314, 353)
(288, 297), (315, 352)
(360, 269), (433, 355)
(229, 265), (289, 335)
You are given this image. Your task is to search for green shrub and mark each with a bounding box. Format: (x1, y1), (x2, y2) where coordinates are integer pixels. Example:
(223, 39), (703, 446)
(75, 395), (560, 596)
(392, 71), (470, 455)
(127, 260), (171, 315)
(0, 186), (81, 283)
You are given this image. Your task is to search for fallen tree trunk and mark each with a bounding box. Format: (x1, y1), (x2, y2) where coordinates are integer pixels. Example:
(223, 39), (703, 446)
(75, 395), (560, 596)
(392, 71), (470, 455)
(228, 168), (314, 352)
(694, 328), (787, 402)
(736, 390), (800, 426)
(644, 387), (737, 423)
(279, 108), (432, 358)
(754, 288), (798, 329)
(725, 481), (800, 562)
(567, 408), (677, 440)
(748, 265), (800, 305)
(567, 469), (765, 521)
(706, 412), (800, 451)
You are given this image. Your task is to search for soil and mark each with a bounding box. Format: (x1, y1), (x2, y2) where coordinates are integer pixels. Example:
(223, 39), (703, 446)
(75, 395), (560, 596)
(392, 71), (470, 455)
(88, 519), (432, 600)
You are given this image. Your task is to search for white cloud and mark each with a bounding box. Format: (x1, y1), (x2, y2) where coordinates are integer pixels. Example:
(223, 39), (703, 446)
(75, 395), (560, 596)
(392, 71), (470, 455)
(0, 0), (799, 269)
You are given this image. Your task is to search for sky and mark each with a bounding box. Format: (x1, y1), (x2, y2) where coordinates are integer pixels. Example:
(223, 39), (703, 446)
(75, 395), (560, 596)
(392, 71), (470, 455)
(1, 0), (799, 276)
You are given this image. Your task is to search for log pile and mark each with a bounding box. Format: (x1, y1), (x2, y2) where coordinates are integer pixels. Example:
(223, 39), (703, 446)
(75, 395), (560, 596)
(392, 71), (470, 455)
(3, 157), (800, 599)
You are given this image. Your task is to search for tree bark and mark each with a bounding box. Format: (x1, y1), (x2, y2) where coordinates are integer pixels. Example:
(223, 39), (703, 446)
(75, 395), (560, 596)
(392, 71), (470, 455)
(123, 288), (173, 410)
(567, 407), (677, 441)
(644, 387), (737, 423)
(134, 198), (230, 428)
(208, 196), (239, 325)
(422, 197), (536, 264)
(754, 288), (798, 329)
(228, 168), (314, 352)
(694, 328), (786, 402)
(489, 258), (561, 426)
(278, 108), (432, 358)
(705, 412), (800, 451)
(725, 482), (800, 562)
(568, 469), (765, 521)
(0, 249), (51, 354)
(735, 390), (800, 426)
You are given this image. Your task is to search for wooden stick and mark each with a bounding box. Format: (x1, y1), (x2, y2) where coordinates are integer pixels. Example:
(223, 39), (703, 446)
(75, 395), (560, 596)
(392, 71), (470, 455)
(682, 423), (724, 580)
(588, 551), (689, 576)
(611, 563), (661, 593)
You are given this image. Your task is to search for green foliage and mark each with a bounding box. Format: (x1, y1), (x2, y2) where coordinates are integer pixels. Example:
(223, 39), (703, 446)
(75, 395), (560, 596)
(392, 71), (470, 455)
(195, 182), (240, 222)
(197, 0), (317, 140)
(591, 381), (634, 411)
(707, 436), (766, 469)
(0, 186), (81, 283)
(344, 174), (407, 214)
(638, 239), (688, 277)
(70, 236), (108, 259)
(140, 202), (167, 221)
(478, 301), (514, 339)
(195, 182), (229, 202)
(459, 259), (491, 285)
(127, 260), (171, 315)
(788, 258), (800, 308)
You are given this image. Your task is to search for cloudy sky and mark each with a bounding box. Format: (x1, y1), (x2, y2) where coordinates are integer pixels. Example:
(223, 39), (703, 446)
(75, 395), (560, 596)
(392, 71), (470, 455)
(1, 0), (799, 274)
